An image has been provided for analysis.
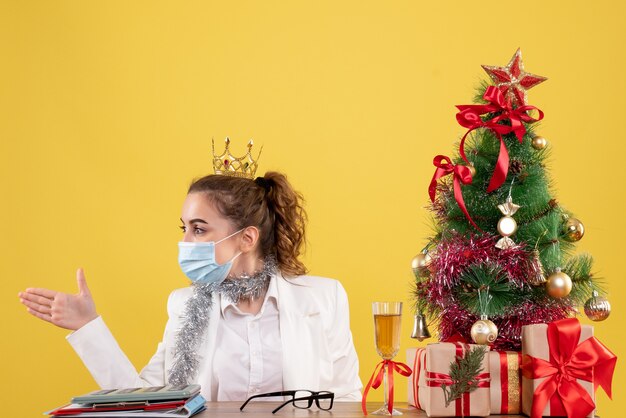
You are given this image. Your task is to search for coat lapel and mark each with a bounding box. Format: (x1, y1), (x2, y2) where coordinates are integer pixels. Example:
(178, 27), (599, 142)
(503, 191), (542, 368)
(276, 274), (323, 391)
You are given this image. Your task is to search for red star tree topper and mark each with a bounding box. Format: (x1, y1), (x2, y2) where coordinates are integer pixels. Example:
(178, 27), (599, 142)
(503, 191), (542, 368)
(481, 48), (547, 107)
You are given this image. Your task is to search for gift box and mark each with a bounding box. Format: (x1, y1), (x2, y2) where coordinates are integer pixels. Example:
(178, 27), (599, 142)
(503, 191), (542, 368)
(408, 342), (491, 417)
(521, 318), (617, 418)
(407, 347), (427, 409)
(488, 351), (522, 414)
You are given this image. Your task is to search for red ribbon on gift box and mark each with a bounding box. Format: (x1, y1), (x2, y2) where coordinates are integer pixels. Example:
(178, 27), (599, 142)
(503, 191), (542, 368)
(411, 348), (426, 410)
(426, 371), (491, 416)
(455, 86), (544, 193)
(362, 359), (412, 415)
(424, 342), (490, 417)
(521, 318), (617, 418)
(496, 351), (522, 414)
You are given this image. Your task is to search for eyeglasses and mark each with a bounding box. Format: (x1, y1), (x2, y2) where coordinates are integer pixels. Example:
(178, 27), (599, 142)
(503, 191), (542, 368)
(240, 390), (335, 414)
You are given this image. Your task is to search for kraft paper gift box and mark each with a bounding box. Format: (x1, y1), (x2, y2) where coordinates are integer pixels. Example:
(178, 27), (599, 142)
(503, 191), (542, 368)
(522, 321), (593, 417)
(521, 318), (616, 418)
(488, 351), (522, 414)
(407, 347), (428, 409)
(409, 342), (490, 417)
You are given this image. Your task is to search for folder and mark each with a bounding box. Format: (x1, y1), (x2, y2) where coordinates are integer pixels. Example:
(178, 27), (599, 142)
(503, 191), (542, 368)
(45, 393), (206, 417)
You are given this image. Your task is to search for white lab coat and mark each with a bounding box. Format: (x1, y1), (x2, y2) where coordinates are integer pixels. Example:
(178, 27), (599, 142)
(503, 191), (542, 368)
(67, 273), (363, 401)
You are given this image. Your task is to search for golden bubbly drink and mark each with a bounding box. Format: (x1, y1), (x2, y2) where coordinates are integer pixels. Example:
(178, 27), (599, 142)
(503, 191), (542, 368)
(374, 314), (401, 359)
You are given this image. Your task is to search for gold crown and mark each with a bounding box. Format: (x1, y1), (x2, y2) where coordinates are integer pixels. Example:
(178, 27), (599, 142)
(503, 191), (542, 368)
(212, 137), (263, 179)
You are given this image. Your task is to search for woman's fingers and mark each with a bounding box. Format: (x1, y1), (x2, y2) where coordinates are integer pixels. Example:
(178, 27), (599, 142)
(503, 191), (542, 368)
(20, 297), (52, 314)
(19, 268), (97, 330)
(26, 307), (53, 323)
(19, 290), (54, 307)
(25, 287), (57, 299)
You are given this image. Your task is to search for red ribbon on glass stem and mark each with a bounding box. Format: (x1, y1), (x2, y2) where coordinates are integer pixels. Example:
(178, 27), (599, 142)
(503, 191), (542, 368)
(429, 155), (480, 230)
(521, 318), (617, 418)
(455, 86), (544, 193)
(361, 359), (412, 415)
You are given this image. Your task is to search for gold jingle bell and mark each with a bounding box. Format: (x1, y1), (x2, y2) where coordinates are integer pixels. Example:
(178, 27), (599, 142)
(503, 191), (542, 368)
(546, 268), (572, 298)
(411, 251), (432, 277)
(470, 315), (498, 345)
(584, 290), (611, 321)
(563, 217), (585, 242)
(410, 312), (432, 341)
(531, 135), (547, 150)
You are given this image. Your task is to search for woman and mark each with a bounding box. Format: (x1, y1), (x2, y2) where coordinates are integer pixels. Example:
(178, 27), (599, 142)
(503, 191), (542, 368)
(18, 171), (362, 401)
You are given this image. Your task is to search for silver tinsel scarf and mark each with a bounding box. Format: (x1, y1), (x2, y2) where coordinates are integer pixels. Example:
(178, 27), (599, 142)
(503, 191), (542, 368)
(168, 256), (277, 386)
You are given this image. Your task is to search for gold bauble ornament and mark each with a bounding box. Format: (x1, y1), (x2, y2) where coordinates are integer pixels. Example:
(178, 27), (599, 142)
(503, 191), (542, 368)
(470, 316), (498, 345)
(546, 268), (572, 298)
(584, 290), (611, 321)
(411, 251), (432, 277)
(531, 136), (547, 150)
(563, 217), (585, 242)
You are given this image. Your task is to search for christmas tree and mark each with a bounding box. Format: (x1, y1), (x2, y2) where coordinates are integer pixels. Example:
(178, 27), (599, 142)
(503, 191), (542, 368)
(412, 49), (611, 350)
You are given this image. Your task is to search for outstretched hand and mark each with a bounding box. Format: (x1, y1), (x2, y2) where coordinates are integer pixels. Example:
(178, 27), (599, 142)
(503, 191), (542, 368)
(18, 268), (99, 330)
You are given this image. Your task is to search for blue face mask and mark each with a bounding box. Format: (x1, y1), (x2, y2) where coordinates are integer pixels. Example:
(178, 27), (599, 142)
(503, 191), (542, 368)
(177, 228), (244, 285)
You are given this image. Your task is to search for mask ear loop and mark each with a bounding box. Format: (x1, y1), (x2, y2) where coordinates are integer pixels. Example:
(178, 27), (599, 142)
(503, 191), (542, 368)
(215, 227), (246, 244)
(216, 228), (245, 269)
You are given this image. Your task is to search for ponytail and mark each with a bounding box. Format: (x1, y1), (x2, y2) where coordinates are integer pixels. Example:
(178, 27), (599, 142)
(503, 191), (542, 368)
(259, 172), (307, 277)
(187, 171), (308, 277)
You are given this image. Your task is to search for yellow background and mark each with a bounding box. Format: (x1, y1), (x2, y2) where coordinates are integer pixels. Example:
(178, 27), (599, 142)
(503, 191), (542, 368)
(1, 1), (625, 416)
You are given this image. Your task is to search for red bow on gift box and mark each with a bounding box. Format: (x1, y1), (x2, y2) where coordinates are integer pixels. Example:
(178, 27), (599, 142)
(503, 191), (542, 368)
(521, 318), (617, 418)
(455, 86), (544, 193)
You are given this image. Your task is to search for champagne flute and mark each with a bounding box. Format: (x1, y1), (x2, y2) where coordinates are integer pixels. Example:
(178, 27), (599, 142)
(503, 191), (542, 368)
(372, 301), (403, 416)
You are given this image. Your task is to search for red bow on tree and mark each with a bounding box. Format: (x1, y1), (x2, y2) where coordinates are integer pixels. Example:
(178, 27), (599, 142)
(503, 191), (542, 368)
(429, 155), (480, 230)
(521, 318), (617, 418)
(455, 86), (544, 193)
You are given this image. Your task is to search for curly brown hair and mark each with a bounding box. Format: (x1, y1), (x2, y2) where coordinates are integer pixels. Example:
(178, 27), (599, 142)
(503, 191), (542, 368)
(187, 172), (307, 277)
